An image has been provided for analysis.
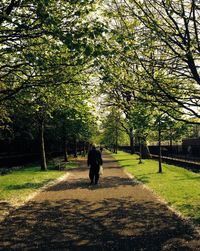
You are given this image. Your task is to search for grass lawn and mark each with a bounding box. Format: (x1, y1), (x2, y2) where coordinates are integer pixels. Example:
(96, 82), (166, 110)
(0, 159), (77, 206)
(112, 151), (200, 227)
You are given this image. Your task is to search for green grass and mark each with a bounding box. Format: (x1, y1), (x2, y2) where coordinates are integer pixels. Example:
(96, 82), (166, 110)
(112, 151), (200, 226)
(0, 160), (77, 206)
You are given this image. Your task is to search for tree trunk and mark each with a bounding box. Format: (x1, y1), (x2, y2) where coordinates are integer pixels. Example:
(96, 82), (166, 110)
(169, 136), (173, 156)
(74, 137), (77, 157)
(158, 124), (162, 173)
(82, 142), (86, 156)
(113, 144), (116, 153)
(139, 137), (142, 164)
(39, 119), (47, 171)
(141, 141), (151, 159)
(115, 125), (118, 154)
(129, 128), (135, 154)
(63, 138), (68, 162)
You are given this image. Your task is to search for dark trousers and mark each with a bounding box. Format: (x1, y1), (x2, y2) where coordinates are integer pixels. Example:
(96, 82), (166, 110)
(89, 166), (100, 184)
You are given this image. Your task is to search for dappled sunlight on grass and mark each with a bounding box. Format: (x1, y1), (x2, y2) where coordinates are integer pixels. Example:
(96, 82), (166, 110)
(0, 160), (78, 205)
(5, 180), (54, 190)
(112, 151), (200, 227)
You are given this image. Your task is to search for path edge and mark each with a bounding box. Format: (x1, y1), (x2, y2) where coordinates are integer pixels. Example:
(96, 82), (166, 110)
(0, 172), (70, 223)
(124, 170), (200, 236)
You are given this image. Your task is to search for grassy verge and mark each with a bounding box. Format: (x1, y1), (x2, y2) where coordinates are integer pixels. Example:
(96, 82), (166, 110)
(112, 151), (200, 227)
(0, 159), (78, 206)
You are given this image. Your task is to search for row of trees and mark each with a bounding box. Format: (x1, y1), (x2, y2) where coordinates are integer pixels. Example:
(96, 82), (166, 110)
(99, 0), (200, 120)
(0, 0), (104, 170)
(1, 1), (200, 172)
(100, 106), (193, 171)
(96, 0), (200, 172)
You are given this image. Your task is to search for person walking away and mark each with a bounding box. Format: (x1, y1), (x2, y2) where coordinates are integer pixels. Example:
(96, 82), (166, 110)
(87, 145), (103, 185)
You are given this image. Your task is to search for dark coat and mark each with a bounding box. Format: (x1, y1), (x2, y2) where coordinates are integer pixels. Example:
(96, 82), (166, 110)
(87, 149), (103, 168)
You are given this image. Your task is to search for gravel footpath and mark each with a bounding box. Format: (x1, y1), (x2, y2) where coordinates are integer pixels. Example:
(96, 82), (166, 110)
(0, 152), (199, 251)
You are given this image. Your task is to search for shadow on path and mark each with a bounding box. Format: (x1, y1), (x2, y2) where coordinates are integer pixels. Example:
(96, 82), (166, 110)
(0, 152), (199, 251)
(1, 197), (199, 251)
(46, 176), (137, 191)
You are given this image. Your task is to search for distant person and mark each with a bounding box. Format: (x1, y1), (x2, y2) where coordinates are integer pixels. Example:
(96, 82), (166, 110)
(100, 146), (103, 153)
(87, 144), (103, 185)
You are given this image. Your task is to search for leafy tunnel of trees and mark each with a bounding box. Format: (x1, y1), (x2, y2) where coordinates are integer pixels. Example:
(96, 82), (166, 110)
(1, 0), (200, 171)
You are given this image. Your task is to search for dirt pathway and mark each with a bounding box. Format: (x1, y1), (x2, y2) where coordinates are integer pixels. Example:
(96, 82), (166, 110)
(0, 152), (199, 251)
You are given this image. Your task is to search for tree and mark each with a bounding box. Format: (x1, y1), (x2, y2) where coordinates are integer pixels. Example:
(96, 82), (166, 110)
(1, 0), (107, 169)
(127, 103), (153, 161)
(101, 108), (129, 152)
(0, 0), (105, 103)
(109, 0), (200, 121)
(150, 111), (192, 173)
(1, 77), (99, 169)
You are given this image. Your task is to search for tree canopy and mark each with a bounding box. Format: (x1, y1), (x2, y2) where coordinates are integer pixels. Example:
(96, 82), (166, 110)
(1, 0), (199, 170)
